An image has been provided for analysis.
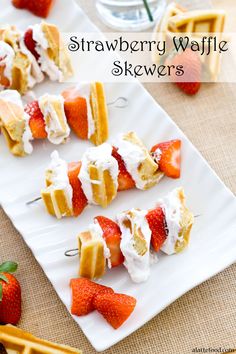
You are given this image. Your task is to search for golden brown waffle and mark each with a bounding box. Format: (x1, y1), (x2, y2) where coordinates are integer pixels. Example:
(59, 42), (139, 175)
(41, 186), (73, 219)
(0, 25), (20, 52)
(88, 164), (117, 208)
(175, 188), (194, 253)
(11, 51), (31, 95)
(0, 325), (82, 353)
(39, 94), (70, 144)
(78, 231), (106, 279)
(41, 22), (73, 80)
(122, 131), (164, 190)
(90, 82), (109, 146)
(0, 96), (26, 157)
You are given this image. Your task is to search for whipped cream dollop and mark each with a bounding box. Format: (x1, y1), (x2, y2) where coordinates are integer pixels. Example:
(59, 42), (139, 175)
(38, 94), (70, 145)
(32, 24), (63, 81)
(74, 83), (95, 139)
(114, 134), (147, 189)
(89, 219), (112, 269)
(118, 208), (152, 283)
(19, 37), (44, 87)
(0, 90), (33, 154)
(0, 41), (15, 86)
(47, 151), (73, 218)
(159, 188), (182, 255)
(79, 143), (119, 204)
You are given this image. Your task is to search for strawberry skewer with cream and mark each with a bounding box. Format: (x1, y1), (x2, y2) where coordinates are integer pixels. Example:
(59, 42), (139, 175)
(40, 131), (181, 219)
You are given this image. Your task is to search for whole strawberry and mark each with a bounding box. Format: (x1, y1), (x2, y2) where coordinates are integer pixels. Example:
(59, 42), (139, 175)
(168, 48), (201, 95)
(0, 261), (21, 325)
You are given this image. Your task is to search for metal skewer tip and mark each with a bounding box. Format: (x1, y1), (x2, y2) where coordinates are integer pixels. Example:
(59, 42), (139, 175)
(26, 196), (42, 206)
(65, 248), (79, 257)
(108, 96), (129, 108)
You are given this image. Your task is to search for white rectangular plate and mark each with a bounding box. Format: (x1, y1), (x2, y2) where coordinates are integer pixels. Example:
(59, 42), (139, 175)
(0, 0), (236, 351)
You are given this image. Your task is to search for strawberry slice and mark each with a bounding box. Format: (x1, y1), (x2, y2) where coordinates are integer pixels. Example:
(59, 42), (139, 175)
(70, 278), (113, 316)
(25, 101), (47, 139)
(146, 207), (168, 252)
(68, 162), (88, 217)
(24, 29), (39, 60)
(12, 0), (54, 18)
(95, 216), (124, 268)
(151, 139), (181, 178)
(93, 292), (136, 329)
(112, 147), (135, 191)
(62, 88), (88, 140)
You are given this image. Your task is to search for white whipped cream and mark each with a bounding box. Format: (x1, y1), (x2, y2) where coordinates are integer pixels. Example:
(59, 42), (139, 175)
(74, 83), (95, 138)
(118, 208), (152, 283)
(114, 134), (147, 189)
(47, 151), (73, 218)
(79, 143), (119, 204)
(19, 37), (44, 86)
(0, 41), (15, 85)
(159, 188), (182, 255)
(0, 90), (33, 154)
(38, 94), (70, 145)
(32, 24), (63, 81)
(152, 147), (162, 164)
(89, 219), (112, 269)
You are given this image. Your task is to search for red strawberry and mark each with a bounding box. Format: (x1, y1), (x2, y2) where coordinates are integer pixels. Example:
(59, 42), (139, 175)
(24, 29), (39, 60)
(25, 100), (47, 139)
(168, 48), (201, 95)
(112, 147), (135, 191)
(62, 88), (89, 140)
(151, 139), (181, 178)
(0, 261), (21, 325)
(70, 278), (113, 316)
(12, 0), (54, 18)
(68, 162), (88, 217)
(146, 207), (167, 252)
(94, 292), (136, 329)
(95, 216), (124, 268)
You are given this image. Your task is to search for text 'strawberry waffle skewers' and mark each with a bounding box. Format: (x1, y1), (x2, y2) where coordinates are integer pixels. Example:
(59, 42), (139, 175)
(41, 132), (181, 219)
(69, 187), (194, 283)
(0, 22), (73, 94)
(0, 82), (108, 156)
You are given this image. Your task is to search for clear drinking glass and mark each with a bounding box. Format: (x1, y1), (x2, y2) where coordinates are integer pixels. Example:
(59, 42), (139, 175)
(96, 0), (167, 31)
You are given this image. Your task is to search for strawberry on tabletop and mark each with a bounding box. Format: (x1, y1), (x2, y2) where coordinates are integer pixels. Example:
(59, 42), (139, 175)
(0, 261), (21, 325)
(151, 139), (181, 179)
(12, 0), (54, 18)
(95, 216), (124, 268)
(167, 48), (201, 95)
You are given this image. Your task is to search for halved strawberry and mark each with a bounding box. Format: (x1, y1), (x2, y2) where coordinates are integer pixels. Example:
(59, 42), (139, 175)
(70, 278), (113, 316)
(146, 207), (168, 252)
(93, 292), (136, 329)
(23, 29), (39, 61)
(68, 162), (88, 217)
(62, 88), (88, 140)
(25, 100), (47, 139)
(151, 139), (181, 178)
(95, 216), (124, 268)
(112, 147), (135, 191)
(12, 0), (54, 18)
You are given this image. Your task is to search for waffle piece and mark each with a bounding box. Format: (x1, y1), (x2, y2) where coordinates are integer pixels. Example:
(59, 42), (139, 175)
(38, 94), (70, 144)
(79, 143), (119, 208)
(115, 132), (163, 190)
(160, 187), (194, 255)
(78, 231), (106, 279)
(89, 82), (109, 145)
(0, 325), (82, 353)
(0, 25), (20, 52)
(41, 151), (73, 219)
(118, 208), (152, 283)
(0, 90), (28, 156)
(0, 41), (15, 88)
